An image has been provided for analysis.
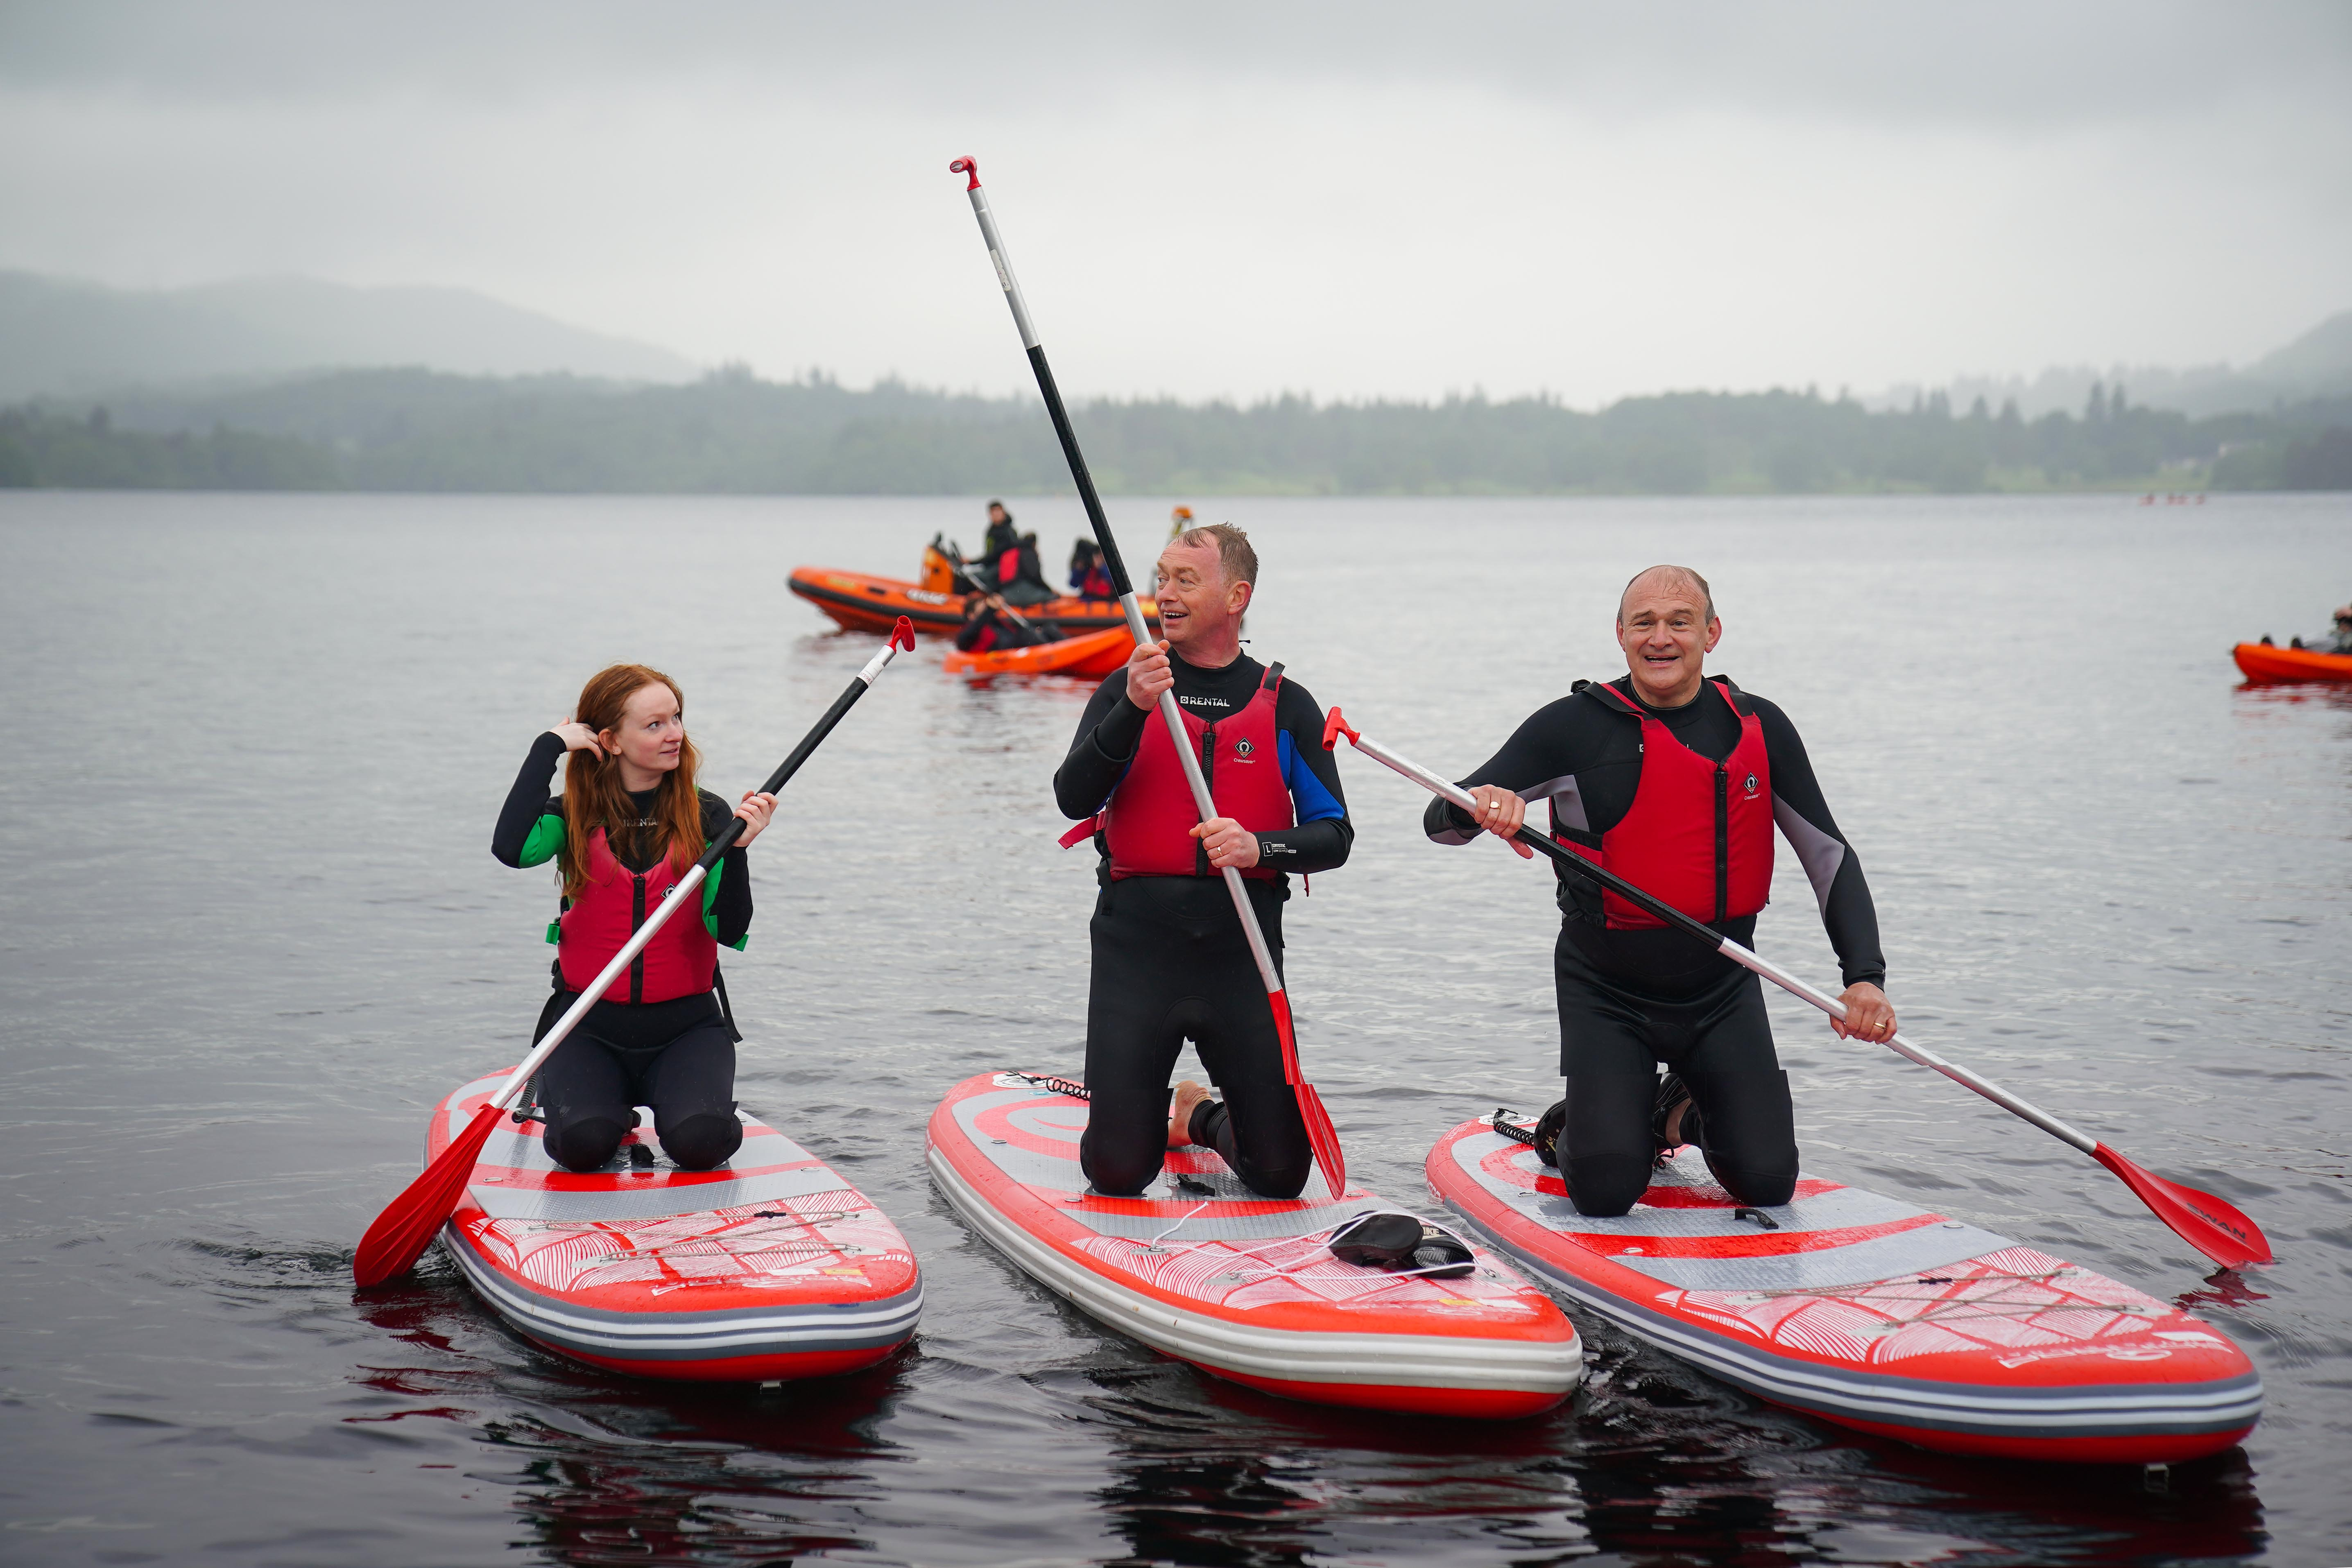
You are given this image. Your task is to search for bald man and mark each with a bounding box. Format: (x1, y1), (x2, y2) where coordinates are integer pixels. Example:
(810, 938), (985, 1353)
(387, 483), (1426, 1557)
(1425, 566), (1895, 1218)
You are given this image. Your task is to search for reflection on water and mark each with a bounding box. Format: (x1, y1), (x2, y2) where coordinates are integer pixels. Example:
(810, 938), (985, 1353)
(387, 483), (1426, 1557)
(2, 491), (2346, 1566)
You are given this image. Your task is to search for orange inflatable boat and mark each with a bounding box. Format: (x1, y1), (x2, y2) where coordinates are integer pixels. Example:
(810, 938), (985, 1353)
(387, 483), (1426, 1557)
(943, 625), (1135, 679)
(791, 544), (1154, 640)
(2232, 641), (2352, 683)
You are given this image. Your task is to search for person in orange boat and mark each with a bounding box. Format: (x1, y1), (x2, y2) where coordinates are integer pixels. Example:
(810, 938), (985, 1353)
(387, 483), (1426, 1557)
(1068, 538), (1116, 600)
(1053, 524), (1352, 1199)
(490, 665), (776, 1173)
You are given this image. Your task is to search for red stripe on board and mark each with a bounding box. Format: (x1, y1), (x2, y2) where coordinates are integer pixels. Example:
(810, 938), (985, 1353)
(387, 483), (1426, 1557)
(1567, 1211), (1944, 1260)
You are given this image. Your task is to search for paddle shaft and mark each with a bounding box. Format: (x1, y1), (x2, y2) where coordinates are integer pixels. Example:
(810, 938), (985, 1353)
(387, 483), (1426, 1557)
(1345, 728), (2101, 1156)
(956, 165), (1284, 999)
(482, 630), (914, 1114)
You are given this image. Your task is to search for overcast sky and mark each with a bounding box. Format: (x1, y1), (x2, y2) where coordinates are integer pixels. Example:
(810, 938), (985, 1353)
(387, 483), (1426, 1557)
(2, 2), (2347, 405)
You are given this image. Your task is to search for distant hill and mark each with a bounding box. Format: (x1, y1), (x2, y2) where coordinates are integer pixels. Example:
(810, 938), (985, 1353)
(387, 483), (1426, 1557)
(0, 271), (699, 399)
(1880, 309), (2352, 421)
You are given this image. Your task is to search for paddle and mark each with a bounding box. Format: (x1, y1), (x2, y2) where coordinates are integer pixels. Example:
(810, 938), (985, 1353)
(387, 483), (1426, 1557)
(1321, 708), (2273, 1271)
(353, 616), (919, 1287)
(948, 155), (1346, 1200)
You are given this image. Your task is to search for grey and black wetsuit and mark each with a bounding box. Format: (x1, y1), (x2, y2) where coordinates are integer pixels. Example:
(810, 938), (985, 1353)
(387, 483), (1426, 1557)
(1426, 675), (1885, 1217)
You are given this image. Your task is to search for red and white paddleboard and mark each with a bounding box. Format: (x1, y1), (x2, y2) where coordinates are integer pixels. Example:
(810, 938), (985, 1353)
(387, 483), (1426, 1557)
(1428, 1115), (2261, 1462)
(424, 1072), (921, 1382)
(927, 1072), (1582, 1418)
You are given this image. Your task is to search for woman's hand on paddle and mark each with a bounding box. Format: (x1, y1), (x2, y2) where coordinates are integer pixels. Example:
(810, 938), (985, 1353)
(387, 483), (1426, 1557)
(732, 790), (778, 847)
(1465, 784), (1533, 858)
(551, 720), (602, 756)
(1126, 638), (1174, 711)
(1193, 817), (1261, 871)
(1831, 982), (1897, 1043)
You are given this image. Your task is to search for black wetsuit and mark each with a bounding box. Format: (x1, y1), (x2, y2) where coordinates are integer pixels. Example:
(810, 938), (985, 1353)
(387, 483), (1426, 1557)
(1055, 652), (1353, 1198)
(1425, 675), (1884, 1217)
(492, 733), (752, 1172)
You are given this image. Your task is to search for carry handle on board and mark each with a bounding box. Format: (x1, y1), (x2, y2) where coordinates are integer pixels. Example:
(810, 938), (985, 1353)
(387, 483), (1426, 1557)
(353, 617), (919, 1288)
(947, 155), (1345, 1200)
(1321, 706), (2273, 1272)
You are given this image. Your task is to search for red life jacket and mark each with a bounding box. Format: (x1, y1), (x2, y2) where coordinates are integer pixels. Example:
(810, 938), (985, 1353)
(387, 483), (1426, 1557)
(1060, 664), (1294, 881)
(1565, 678), (1773, 930)
(556, 827), (718, 1004)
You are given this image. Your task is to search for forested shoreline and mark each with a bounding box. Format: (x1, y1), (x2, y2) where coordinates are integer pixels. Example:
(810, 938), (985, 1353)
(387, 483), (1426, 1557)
(4, 367), (2348, 494)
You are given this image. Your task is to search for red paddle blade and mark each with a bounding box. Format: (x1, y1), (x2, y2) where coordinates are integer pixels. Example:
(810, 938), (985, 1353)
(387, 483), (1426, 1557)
(1268, 989), (1346, 1199)
(353, 1102), (502, 1287)
(2091, 1143), (2273, 1269)
(1297, 1082), (1346, 1202)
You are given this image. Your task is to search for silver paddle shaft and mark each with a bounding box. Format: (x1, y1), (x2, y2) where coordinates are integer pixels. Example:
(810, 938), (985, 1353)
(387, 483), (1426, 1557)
(964, 173), (1282, 999)
(1349, 728), (2100, 1156)
(487, 862), (710, 1111)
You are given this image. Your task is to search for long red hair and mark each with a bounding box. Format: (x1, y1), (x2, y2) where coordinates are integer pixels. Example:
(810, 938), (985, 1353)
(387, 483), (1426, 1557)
(559, 664), (705, 898)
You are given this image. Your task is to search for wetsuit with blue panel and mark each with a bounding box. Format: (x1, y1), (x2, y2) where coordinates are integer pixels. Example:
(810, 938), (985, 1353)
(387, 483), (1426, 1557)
(1055, 649), (1351, 1199)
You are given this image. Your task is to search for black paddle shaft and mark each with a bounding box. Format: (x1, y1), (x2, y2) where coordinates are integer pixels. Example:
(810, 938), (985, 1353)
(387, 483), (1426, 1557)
(948, 158), (1136, 600)
(1502, 822), (1732, 954)
(695, 624), (912, 871)
(1025, 345), (1134, 597)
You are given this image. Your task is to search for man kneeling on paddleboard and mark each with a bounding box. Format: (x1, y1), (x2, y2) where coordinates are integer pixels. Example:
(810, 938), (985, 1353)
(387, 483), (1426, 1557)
(1054, 524), (1352, 1199)
(1428, 566), (1895, 1218)
(491, 665), (776, 1173)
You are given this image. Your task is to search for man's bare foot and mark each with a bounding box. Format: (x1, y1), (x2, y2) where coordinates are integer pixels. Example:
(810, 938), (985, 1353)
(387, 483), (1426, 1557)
(1167, 1080), (1212, 1149)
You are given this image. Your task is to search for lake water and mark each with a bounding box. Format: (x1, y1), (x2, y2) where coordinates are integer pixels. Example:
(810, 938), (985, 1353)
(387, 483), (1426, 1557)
(2, 490), (2347, 1568)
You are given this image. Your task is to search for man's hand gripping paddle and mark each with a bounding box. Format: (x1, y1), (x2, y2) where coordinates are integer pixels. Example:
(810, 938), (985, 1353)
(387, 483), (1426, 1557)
(948, 155), (1345, 1199)
(353, 618), (919, 1288)
(1321, 708), (2272, 1272)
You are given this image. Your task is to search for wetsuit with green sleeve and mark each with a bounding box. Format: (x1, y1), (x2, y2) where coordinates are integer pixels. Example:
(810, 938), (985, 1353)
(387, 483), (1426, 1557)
(491, 732), (753, 1172)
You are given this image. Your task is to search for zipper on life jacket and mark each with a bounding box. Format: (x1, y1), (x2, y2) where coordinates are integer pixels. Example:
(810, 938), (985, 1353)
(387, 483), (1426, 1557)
(1713, 762), (1729, 923)
(1195, 723), (1217, 876)
(628, 871), (647, 1003)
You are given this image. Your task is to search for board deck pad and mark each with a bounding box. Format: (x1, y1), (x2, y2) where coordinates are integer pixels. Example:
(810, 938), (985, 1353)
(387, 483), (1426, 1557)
(926, 1072), (1582, 1418)
(427, 1072), (921, 1382)
(1427, 1115), (2262, 1462)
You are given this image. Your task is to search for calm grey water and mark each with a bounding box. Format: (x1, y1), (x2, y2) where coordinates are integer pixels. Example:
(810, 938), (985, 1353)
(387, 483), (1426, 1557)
(2, 491), (2347, 1568)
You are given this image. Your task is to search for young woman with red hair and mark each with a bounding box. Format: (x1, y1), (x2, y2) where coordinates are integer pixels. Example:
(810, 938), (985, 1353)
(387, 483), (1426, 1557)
(490, 664), (777, 1173)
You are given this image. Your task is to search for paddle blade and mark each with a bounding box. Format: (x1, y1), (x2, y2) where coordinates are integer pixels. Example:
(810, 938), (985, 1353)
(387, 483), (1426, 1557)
(1268, 988), (1346, 1200)
(2091, 1142), (2273, 1269)
(353, 1103), (501, 1287)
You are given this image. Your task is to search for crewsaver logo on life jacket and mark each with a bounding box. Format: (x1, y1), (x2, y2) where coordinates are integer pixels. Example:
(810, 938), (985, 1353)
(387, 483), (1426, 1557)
(1234, 738), (1255, 758)
(1743, 772), (1760, 798)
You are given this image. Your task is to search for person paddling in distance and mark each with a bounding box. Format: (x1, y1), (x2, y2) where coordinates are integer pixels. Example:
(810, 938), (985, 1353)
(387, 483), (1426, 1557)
(1429, 566), (1895, 1218)
(491, 665), (777, 1173)
(1054, 524), (1352, 1199)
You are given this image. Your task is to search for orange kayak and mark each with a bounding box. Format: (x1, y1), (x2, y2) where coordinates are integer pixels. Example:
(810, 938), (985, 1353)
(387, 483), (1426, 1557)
(944, 625), (1135, 679)
(790, 566), (1151, 640)
(2232, 642), (2352, 683)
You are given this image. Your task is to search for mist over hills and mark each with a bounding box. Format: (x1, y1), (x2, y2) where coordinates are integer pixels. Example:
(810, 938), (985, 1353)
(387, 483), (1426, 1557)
(0, 271), (699, 399)
(2, 268), (2347, 493)
(1875, 311), (2352, 421)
